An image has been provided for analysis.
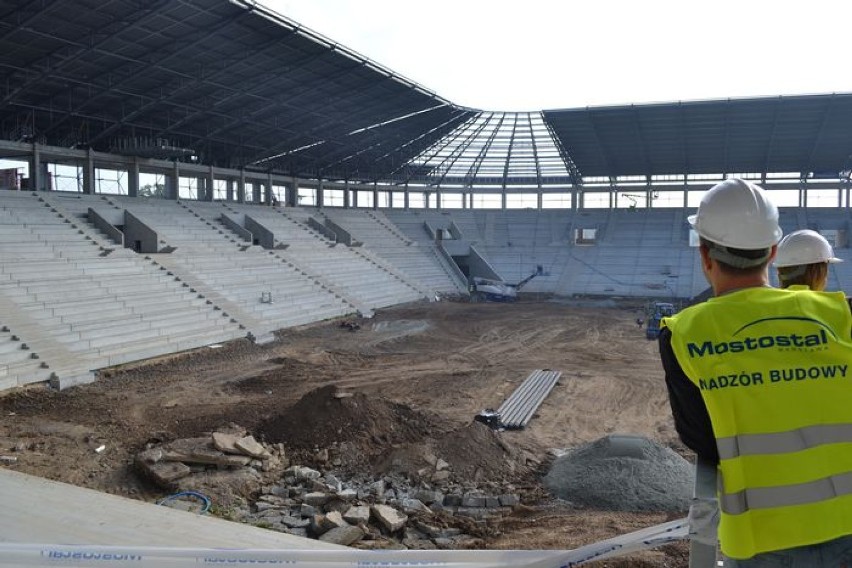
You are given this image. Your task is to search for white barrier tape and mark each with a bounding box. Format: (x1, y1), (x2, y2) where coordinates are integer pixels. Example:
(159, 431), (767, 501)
(0, 518), (689, 568)
(566, 518), (689, 564)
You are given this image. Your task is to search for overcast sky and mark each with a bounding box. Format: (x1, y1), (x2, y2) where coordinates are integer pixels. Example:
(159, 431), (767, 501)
(264, 0), (852, 112)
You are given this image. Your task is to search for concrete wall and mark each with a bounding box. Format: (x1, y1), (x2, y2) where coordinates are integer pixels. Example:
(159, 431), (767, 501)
(220, 213), (253, 243)
(87, 207), (124, 246)
(123, 211), (159, 253)
(245, 215), (275, 249)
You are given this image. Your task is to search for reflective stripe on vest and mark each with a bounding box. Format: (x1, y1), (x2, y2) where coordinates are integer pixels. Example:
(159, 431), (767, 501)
(719, 471), (852, 515)
(716, 423), (852, 460)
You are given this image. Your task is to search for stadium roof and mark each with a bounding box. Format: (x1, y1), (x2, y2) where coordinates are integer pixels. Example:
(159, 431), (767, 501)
(1, 0), (851, 187)
(544, 94), (852, 179)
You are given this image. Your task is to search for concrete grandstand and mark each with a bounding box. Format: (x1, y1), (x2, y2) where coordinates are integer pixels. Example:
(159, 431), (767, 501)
(0, 0), (850, 386)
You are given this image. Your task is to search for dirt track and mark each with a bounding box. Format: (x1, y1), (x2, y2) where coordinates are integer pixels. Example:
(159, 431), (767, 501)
(0, 299), (691, 566)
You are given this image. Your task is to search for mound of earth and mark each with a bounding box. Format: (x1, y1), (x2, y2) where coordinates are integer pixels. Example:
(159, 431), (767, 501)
(437, 421), (528, 481)
(374, 421), (530, 483)
(543, 434), (693, 512)
(255, 385), (443, 452)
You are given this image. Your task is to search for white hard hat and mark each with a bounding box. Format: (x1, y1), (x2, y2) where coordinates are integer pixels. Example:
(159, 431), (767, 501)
(688, 178), (783, 249)
(775, 229), (843, 267)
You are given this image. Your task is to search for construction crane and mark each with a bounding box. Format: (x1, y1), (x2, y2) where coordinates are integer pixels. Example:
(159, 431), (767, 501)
(469, 266), (543, 302)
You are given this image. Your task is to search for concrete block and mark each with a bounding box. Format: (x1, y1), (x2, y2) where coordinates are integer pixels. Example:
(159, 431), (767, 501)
(49, 370), (96, 390)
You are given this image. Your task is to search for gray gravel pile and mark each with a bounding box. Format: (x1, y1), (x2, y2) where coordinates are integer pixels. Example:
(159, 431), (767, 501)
(543, 434), (693, 512)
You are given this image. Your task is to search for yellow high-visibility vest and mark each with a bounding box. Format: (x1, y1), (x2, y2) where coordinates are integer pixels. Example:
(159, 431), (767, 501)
(662, 286), (852, 559)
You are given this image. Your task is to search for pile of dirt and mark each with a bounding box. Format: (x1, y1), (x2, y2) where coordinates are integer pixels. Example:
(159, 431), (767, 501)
(437, 421), (527, 481)
(256, 385), (443, 452)
(255, 386), (529, 484)
(543, 434), (693, 512)
(373, 421), (530, 484)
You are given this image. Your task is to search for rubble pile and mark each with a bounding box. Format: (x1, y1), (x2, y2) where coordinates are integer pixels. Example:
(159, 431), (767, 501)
(135, 426), (523, 550)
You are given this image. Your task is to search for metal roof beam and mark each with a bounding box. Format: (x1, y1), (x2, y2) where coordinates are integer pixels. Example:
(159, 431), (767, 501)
(586, 111), (617, 176)
(631, 105), (652, 175)
(761, 97), (782, 176)
(526, 113), (543, 187)
(429, 112), (493, 187)
(498, 114), (518, 184)
(804, 94), (836, 173)
(39, 11), (268, 139)
(0, 0), (170, 111)
(0, 63), (298, 145)
(82, 13), (271, 145)
(155, 45), (366, 144)
(4, 99), (270, 156)
(464, 112), (506, 185)
(381, 110), (472, 171)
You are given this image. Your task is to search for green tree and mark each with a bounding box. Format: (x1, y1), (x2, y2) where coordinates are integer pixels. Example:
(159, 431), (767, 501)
(138, 183), (166, 198)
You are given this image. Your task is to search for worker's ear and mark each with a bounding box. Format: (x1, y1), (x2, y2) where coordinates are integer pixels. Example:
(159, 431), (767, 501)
(768, 244), (778, 263)
(699, 243), (713, 272)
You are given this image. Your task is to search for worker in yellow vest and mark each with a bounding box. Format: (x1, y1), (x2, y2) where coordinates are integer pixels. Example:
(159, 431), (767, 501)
(775, 229), (843, 291)
(658, 178), (852, 566)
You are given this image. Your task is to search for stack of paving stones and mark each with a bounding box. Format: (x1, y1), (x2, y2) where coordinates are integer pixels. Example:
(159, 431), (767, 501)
(135, 429), (521, 550)
(135, 428), (284, 486)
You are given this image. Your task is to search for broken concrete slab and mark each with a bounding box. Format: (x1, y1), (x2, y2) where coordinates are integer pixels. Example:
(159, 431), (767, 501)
(303, 492), (331, 507)
(324, 511), (348, 529)
(163, 447), (251, 467)
(235, 435), (269, 458)
(371, 504), (408, 533)
(343, 505), (370, 524)
(141, 461), (191, 486)
(319, 525), (365, 546)
(211, 432), (241, 454)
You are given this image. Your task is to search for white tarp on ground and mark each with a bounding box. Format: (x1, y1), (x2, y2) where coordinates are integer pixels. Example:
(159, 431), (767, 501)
(0, 518), (688, 568)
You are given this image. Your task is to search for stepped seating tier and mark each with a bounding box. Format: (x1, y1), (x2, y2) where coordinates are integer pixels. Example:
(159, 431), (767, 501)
(3, 188), (847, 392)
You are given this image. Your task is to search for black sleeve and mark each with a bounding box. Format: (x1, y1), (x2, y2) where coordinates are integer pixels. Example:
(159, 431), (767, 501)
(658, 327), (719, 464)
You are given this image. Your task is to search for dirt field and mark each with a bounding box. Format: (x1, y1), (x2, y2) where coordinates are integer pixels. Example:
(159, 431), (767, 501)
(0, 299), (692, 566)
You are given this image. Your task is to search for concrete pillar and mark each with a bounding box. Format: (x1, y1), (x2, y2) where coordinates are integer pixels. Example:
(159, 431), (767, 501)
(317, 179), (324, 208)
(404, 182), (409, 210)
(162, 163), (177, 200)
(251, 181), (261, 203)
(537, 190), (543, 210)
(571, 187), (579, 211)
(30, 144), (41, 192)
(372, 181), (378, 210)
(128, 159), (139, 197)
(501, 189), (507, 210)
(40, 162), (51, 191)
(286, 180), (297, 207)
(82, 149), (95, 194)
(167, 161), (179, 200)
(264, 172), (272, 205)
(435, 187), (442, 211)
(424, 192), (430, 210)
(683, 181), (689, 211)
(226, 180), (234, 202)
(343, 180), (350, 208)
(799, 181), (807, 208)
(237, 170), (246, 203)
(207, 166), (215, 202)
